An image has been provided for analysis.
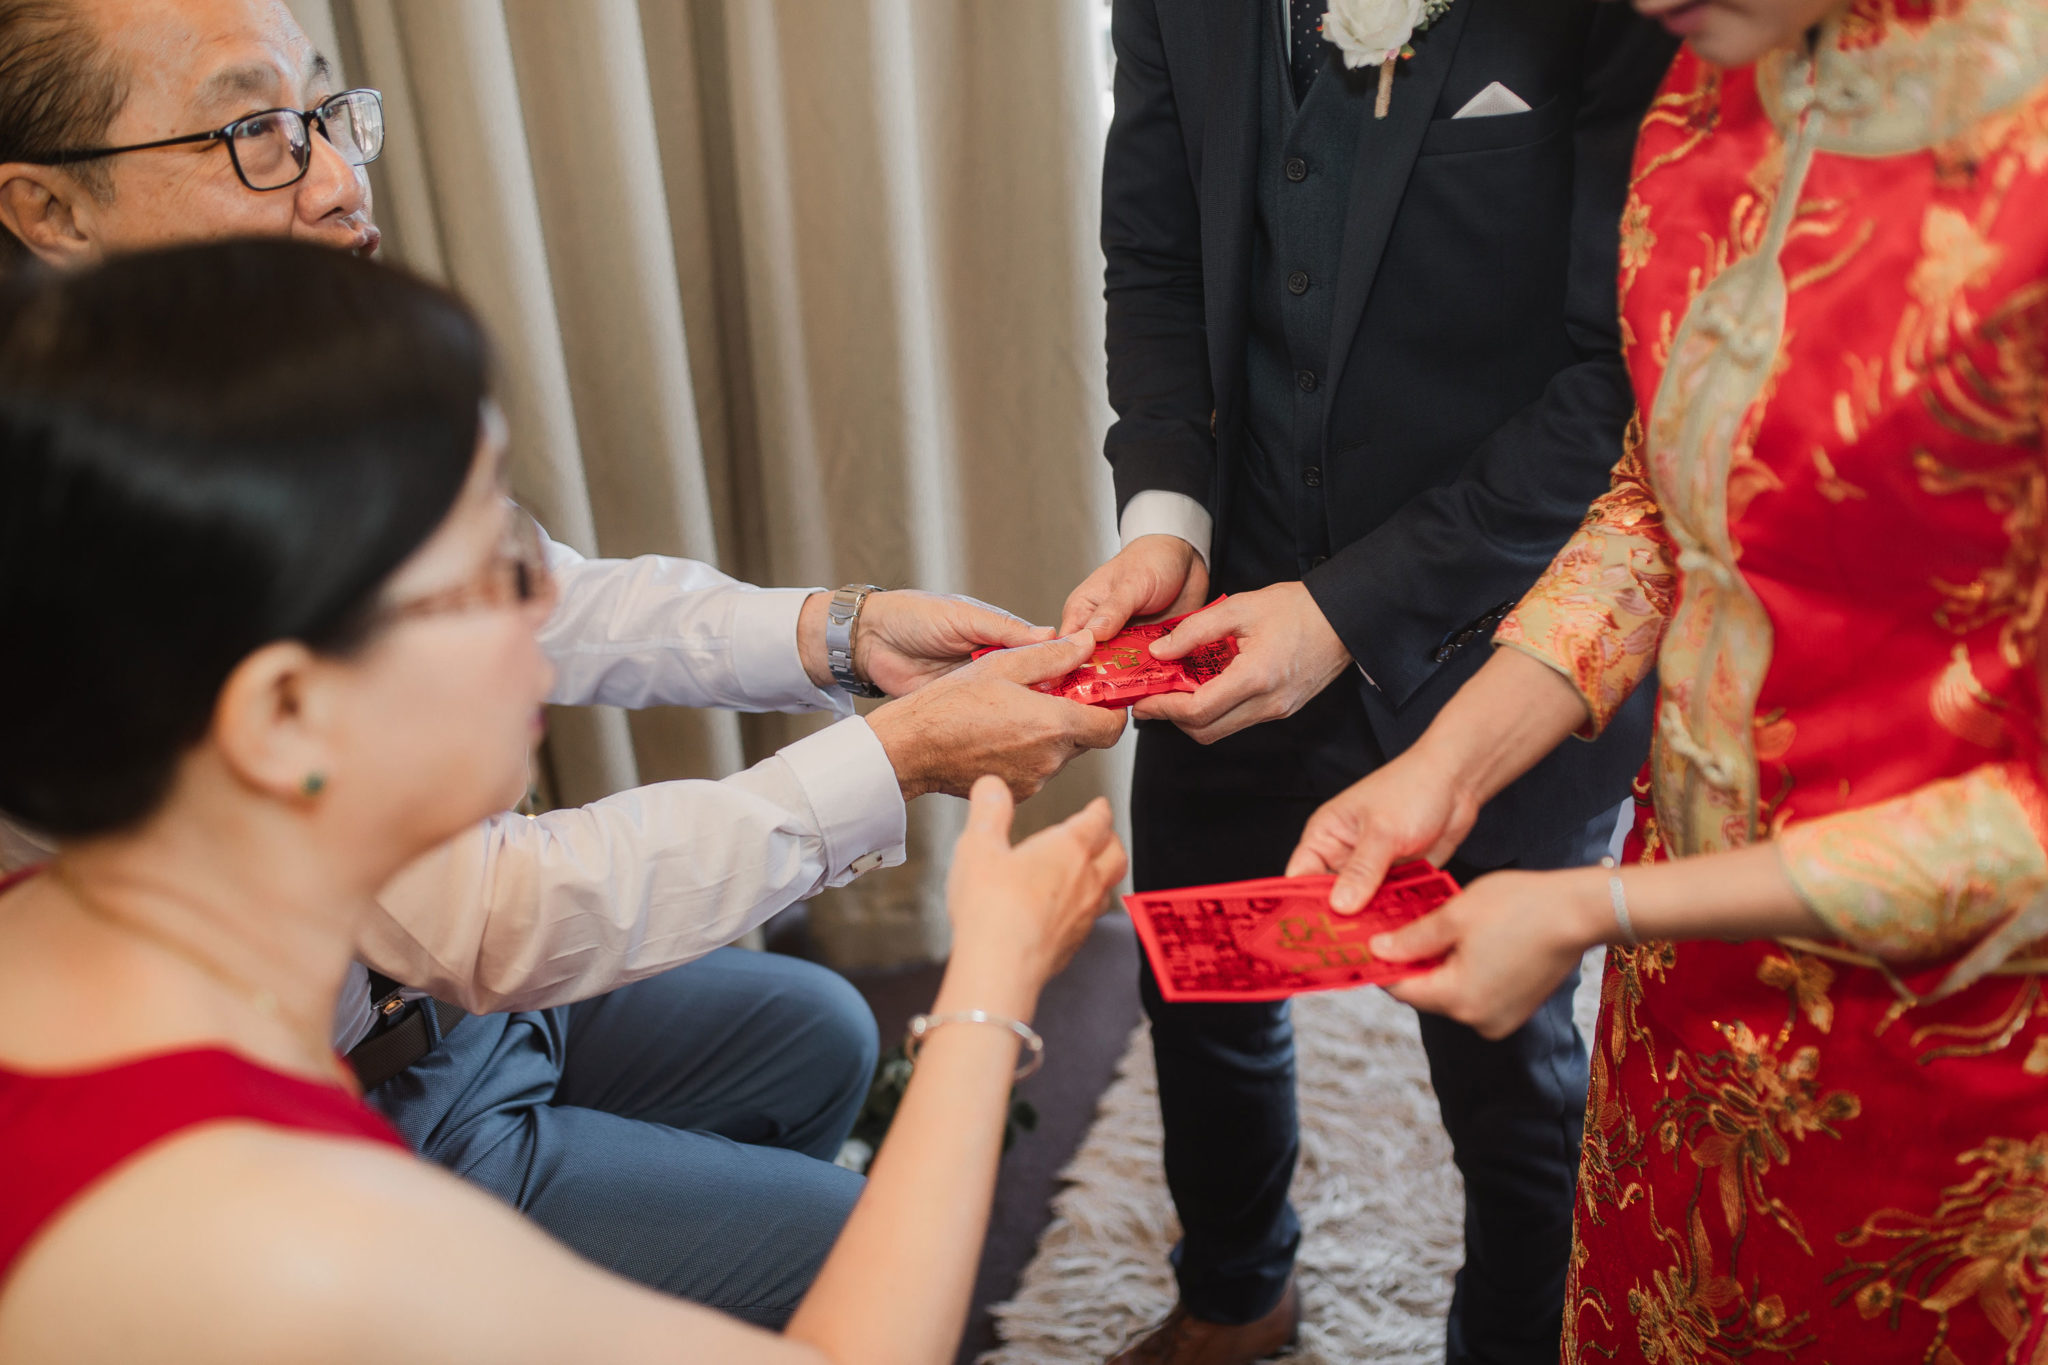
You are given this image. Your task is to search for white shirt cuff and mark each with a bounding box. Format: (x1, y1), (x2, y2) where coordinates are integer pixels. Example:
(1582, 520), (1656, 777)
(778, 716), (907, 884)
(1119, 491), (1212, 568)
(731, 587), (854, 719)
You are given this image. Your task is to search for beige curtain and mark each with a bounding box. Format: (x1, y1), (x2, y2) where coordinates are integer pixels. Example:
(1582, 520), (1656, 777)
(285, 0), (1126, 968)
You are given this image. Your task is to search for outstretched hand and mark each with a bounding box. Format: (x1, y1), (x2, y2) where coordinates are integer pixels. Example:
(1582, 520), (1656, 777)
(828, 590), (1053, 697)
(945, 777), (1129, 993)
(867, 632), (1128, 802)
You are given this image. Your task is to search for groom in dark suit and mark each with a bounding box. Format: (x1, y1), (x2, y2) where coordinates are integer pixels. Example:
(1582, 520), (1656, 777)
(1060, 3), (1674, 1362)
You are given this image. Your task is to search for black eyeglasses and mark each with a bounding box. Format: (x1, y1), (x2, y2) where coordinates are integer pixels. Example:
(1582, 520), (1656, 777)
(31, 88), (383, 192)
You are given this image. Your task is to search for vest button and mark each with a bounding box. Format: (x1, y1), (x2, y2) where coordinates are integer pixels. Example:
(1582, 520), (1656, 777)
(1296, 369), (1317, 392)
(1284, 157), (1308, 182)
(1303, 466), (1323, 488)
(1286, 270), (1310, 295)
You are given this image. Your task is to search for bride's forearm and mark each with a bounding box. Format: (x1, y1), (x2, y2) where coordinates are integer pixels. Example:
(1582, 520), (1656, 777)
(1555, 842), (1829, 950)
(1412, 647), (1595, 810)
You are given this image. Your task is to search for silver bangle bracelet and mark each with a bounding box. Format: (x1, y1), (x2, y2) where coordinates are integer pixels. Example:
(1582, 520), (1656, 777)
(1601, 856), (1640, 947)
(905, 1010), (1044, 1082)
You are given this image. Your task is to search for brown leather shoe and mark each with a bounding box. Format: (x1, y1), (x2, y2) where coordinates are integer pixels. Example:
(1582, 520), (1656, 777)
(1105, 1279), (1300, 1365)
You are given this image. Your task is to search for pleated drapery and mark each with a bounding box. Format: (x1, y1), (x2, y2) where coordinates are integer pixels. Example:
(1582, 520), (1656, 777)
(290, 0), (1124, 968)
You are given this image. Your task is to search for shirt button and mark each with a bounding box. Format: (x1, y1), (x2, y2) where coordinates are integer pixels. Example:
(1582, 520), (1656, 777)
(1286, 270), (1310, 295)
(1284, 157), (1308, 182)
(1309, 554), (1329, 568)
(1303, 466), (1323, 488)
(1296, 369), (1317, 392)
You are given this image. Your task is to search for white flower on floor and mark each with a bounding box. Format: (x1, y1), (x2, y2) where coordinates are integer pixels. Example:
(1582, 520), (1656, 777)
(1322, 0), (1426, 66)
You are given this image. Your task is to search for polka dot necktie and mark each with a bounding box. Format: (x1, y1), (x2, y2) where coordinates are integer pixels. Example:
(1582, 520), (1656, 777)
(1288, 0), (1326, 105)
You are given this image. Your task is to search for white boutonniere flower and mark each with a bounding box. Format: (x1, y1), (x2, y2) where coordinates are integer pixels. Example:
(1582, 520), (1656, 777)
(1321, 0), (1456, 116)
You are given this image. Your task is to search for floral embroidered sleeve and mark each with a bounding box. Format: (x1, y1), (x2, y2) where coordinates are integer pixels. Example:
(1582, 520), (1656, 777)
(1494, 418), (1678, 738)
(1777, 761), (2048, 988)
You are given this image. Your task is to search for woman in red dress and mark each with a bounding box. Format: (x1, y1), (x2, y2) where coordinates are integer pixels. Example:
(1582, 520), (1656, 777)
(1288, 0), (2048, 1359)
(0, 240), (1125, 1364)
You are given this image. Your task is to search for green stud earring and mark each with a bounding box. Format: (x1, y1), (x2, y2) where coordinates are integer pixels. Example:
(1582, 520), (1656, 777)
(301, 772), (327, 798)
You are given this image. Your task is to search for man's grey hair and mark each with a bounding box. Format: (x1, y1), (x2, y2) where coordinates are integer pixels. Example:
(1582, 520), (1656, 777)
(0, 1), (129, 269)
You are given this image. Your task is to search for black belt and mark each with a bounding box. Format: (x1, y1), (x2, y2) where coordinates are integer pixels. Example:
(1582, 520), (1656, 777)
(347, 971), (467, 1091)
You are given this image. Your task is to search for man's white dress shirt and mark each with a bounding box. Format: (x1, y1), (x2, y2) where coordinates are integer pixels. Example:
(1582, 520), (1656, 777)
(329, 533), (909, 1046)
(1118, 490), (1213, 567)
(0, 533), (908, 1051)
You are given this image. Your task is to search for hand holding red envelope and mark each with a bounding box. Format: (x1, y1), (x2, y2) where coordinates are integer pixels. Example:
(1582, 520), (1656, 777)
(1123, 862), (1459, 1003)
(971, 599), (1238, 708)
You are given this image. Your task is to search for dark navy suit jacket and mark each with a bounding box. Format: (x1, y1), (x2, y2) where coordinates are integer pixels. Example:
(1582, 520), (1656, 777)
(1101, 0), (1676, 862)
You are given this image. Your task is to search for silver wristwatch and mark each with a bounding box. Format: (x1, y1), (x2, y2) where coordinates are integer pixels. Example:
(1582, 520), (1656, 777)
(824, 584), (888, 699)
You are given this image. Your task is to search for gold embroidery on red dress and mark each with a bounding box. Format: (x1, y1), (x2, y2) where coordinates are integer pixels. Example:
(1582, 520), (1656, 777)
(1656, 1021), (1862, 1259)
(1624, 1193), (1816, 1365)
(1893, 204), (2008, 392)
(1907, 977), (2043, 1064)
(1758, 951), (1838, 1035)
(1831, 1134), (2048, 1361)
(1932, 643), (2015, 749)
(1560, 2), (2048, 1359)
(1810, 445), (1871, 502)
(1580, 949), (1672, 1228)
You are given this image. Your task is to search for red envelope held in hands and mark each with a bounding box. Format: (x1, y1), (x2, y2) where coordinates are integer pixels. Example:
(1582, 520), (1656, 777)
(1123, 862), (1459, 1003)
(972, 599), (1238, 708)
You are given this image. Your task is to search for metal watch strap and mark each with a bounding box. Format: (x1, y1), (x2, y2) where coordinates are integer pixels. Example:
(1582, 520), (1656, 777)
(825, 584), (888, 699)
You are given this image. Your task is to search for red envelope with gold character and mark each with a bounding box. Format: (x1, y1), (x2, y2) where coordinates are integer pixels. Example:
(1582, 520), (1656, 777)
(1122, 863), (1459, 1003)
(971, 599), (1237, 708)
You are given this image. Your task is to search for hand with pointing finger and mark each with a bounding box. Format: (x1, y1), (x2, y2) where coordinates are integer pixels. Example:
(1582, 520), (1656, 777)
(944, 777), (1130, 995)
(1285, 744), (1480, 912)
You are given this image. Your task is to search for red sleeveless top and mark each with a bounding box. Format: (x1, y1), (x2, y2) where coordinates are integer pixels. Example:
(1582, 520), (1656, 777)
(0, 872), (408, 1285)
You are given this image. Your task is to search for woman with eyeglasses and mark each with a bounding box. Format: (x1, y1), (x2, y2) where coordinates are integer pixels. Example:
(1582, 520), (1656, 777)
(0, 238), (1126, 1365)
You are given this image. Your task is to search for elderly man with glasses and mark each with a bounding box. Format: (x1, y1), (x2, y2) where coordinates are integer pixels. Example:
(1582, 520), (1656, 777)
(0, 0), (1126, 1328)
(34, 84), (386, 199)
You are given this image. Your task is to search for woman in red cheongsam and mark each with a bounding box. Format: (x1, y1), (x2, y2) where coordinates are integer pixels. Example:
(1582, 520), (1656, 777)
(1288, 0), (2048, 1359)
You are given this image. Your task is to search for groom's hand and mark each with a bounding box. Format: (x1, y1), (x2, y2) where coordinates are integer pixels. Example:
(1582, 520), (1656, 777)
(799, 590), (1052, 697)
(1132, 581), (1349, 745)
(1058, 535), (1209, 640)
(867, 632), (1128, 801)
(1286, 748), (1480, 912)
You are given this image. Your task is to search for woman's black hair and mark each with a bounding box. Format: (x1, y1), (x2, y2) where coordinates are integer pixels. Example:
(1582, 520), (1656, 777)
(0, 238), (490, 839)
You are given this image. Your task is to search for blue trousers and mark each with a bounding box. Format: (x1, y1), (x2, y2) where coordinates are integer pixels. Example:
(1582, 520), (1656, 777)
(1133, 686), (1613, 1365)
(367, 947), (876, 1327)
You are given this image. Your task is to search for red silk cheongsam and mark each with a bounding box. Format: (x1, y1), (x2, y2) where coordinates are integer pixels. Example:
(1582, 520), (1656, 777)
(1493, 3), (2048, 1359)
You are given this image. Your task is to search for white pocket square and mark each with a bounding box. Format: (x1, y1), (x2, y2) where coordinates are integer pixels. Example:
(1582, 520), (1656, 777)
(1452, 81), (1533, 119)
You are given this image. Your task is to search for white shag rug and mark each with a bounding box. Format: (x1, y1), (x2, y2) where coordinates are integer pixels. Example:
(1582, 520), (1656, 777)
(981, 952), (1604, 1365)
